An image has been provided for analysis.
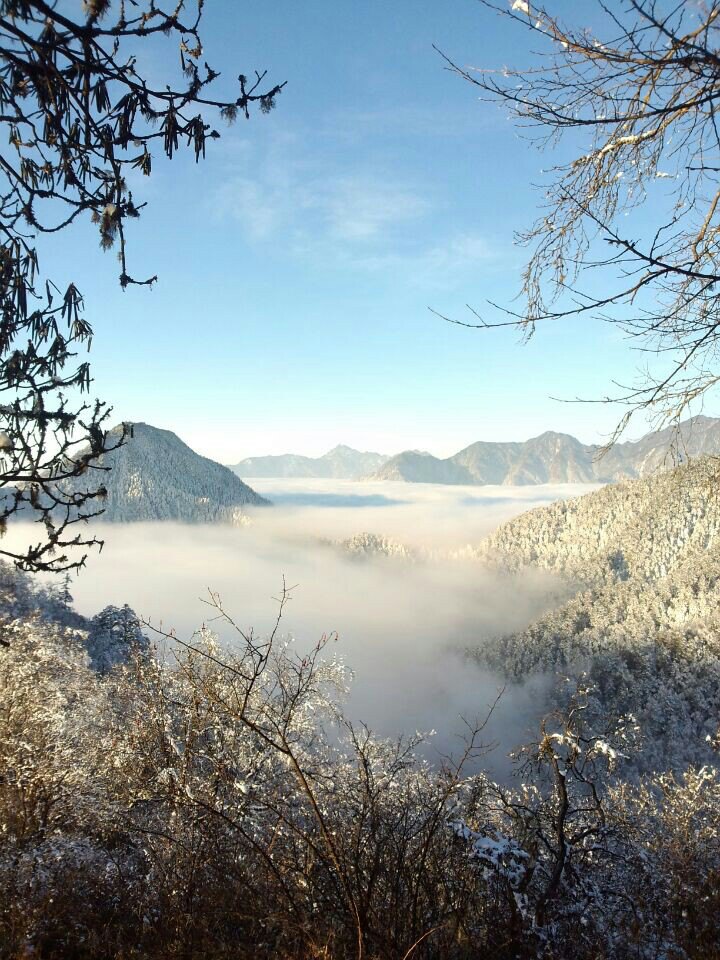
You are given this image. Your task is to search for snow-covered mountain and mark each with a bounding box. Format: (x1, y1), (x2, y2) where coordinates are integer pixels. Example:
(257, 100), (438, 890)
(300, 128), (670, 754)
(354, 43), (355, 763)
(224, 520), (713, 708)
(324, 458), (720, 770)
(369, 416), (720, 484)
(472, 457), (720, 770)
(230, 444), (389, 480)
(474, 455), (720, 584)
(598, 415), (720, 477)
(67, 422), (269, 523)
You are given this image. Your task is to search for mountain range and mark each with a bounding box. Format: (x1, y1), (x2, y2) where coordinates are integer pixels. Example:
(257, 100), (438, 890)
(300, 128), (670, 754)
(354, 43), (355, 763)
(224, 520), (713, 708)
(57, 415), (720, 526)
(230, 444), (390, 480)
(67, 422), (268, 523)
(372, 416), (720, 484)
(230, 417), (720, 485)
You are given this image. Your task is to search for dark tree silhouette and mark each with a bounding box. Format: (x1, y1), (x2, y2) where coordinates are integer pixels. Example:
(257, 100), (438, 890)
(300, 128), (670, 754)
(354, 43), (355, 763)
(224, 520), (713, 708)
(0, 0), (283, 572)
(442, 1), (720, 445)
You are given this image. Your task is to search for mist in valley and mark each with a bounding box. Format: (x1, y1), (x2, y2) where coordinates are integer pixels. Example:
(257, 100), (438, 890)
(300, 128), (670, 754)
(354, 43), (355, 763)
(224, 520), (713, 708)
(10, 480), (588, 770)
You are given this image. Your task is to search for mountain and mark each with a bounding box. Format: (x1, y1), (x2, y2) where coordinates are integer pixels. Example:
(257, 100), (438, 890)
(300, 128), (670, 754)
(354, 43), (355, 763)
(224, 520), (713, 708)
(68, 422), (269, 522)
(473, 457), (720, 771)
(370, 432), (601, 484)
(475, 455), (720, 584)
(371, 450), (473, 484)
(230, 444), (390, 480)
(598, 415), (720, 478)
(369, 416), (720, 485)
(457, 432), (598, 484)
(324, 457), (720, 770)
(228, 417), (720, 485)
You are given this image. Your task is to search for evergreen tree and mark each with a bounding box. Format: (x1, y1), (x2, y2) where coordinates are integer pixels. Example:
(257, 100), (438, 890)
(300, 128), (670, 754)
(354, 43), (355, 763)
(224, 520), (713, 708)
(0, 1), (283, 572)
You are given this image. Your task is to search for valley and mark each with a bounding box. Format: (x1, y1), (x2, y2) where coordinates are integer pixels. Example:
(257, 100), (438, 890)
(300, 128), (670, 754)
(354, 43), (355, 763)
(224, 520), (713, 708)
(3, 432), (719, 959)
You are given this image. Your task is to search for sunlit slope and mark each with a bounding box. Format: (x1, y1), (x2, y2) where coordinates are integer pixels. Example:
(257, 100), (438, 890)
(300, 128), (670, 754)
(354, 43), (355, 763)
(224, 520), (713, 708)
(66, 422), (269, 523)
(476, 457), (720, 585)
(475, 460), (720, 770)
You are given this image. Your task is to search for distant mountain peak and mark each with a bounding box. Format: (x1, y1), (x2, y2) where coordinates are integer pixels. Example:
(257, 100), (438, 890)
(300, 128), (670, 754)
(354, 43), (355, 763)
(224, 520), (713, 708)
(231, 444), (390, 480)
(326, 443), (357, 454)
(369, 415), (720, 485)
(66, 422), (269, 522)
(531, 430), (582, 442)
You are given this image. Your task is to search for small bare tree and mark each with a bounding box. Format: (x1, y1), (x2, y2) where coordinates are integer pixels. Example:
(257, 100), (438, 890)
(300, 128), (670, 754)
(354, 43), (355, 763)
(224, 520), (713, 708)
(443, 1), (720, 444)
(135, 585), (502, 960)
(0, 1), (283, 572)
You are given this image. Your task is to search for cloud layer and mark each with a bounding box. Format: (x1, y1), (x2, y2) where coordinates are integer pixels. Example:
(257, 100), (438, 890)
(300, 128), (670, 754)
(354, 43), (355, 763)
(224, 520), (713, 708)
(9, 481), (590, 771)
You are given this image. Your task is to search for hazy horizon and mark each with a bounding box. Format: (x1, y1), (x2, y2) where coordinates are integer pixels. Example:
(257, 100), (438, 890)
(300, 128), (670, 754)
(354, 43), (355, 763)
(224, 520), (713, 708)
(213, 419), (702, 464)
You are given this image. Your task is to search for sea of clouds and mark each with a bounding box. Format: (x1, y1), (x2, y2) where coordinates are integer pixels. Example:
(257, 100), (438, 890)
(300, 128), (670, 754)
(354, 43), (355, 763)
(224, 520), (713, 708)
(12, 479), (599, 770)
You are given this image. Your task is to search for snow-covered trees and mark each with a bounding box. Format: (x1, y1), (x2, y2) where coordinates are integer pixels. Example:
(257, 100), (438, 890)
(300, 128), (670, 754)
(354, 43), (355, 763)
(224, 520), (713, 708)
(86, 604), (148, 674)
(477, 458), (720, 585)
(0, 561), (718, 959)
(2, 452), (720, 957)
(472, 459), (720, 772)
(452, 2), (720, 439)
(63, 422), (268, 525)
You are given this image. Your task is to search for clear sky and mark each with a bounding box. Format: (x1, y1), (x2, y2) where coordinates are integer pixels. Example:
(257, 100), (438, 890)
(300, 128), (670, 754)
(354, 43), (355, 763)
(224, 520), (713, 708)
(42, 0), (694, 463)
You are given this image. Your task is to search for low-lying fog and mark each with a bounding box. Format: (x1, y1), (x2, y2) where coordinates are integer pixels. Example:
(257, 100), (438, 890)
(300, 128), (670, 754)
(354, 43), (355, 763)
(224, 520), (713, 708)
(22, 480), (598, 770)
(245, 477), (588, 549)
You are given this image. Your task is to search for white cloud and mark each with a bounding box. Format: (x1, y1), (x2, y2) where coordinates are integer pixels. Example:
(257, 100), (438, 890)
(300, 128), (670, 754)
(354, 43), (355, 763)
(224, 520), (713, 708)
(212, 132), (497, 282)
(217, 176), (284, 239)
(318, 175), (430, 241)
(30, 482), (586, 768)
(347, 230), (495, 278)
(5, 482), (586, 771)
(217, 166), (429, 244)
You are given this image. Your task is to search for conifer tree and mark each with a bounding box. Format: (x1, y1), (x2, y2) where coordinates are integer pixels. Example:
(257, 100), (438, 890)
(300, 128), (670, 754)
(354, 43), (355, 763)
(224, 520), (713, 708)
(0, 1), (283, 572)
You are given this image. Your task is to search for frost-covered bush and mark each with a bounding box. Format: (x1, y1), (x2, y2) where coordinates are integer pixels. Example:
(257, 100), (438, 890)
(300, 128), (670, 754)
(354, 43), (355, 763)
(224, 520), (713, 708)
(0, 580), (720, 960)
(0, 568), (719, 960)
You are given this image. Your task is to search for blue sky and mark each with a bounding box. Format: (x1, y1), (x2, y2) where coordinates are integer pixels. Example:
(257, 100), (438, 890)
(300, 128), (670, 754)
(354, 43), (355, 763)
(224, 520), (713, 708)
(45, 0), (680, 462)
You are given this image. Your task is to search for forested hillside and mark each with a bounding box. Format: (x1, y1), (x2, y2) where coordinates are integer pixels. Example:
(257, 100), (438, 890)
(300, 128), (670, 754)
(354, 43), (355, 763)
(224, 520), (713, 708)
(476, 458), (720, 584)
(327, 461), (720, 774)
(65, 423), (269, 523)
(473, 459), (720, 772)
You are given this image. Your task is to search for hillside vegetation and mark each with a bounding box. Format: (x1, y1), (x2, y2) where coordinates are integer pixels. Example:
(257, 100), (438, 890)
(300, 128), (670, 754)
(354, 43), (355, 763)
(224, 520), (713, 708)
(65, 423), (269, 523)
(476, 458), (720, 584)
(0, 561), (717, 960)
(328, 460), (720, 773)
(472, 459), (720, 771)
(1, 462), (719, 958)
